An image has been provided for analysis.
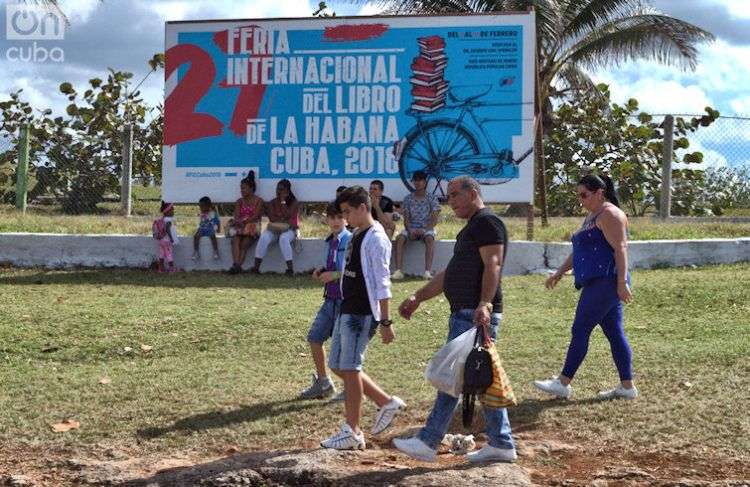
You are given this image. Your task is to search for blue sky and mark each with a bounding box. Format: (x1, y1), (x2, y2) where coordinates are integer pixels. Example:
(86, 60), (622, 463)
(1, 0), (748, 167)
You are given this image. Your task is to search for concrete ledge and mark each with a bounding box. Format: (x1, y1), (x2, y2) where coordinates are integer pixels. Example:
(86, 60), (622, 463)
(1, 233), (748, 275)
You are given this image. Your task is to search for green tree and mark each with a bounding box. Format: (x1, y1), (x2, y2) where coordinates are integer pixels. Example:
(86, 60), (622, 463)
(545, 84), (719, 216)
(313, 1), (336, 16)
(358, 0), (713, 220)
(0, 55), (164, 212)
(701, 165), (750, 215)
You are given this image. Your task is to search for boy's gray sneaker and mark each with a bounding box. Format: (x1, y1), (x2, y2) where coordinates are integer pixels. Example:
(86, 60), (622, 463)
(299, 374), (335, 399)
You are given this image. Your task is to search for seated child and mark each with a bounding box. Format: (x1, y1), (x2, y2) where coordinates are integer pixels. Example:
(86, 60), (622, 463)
(192, 196), (221, 260)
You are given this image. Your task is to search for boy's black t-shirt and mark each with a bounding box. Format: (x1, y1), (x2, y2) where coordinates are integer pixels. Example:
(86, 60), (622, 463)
(341, 227), (372, 315)
(443, 208), (508, 313)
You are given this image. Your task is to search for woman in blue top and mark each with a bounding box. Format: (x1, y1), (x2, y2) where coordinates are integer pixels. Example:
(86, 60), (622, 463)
(534, 175), (637, 400)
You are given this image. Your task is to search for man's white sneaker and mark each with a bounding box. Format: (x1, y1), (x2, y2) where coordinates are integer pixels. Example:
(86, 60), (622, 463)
(391, 269), (405, 280)
(598, 384), (638, 400)
(467, 444), (517, 463)
(533, 377), (572, 399)
(393, 437), (437, 462)
(371, 396), (406, 435)
(422, 270), (433, 280)
(320, 423), (366, 450)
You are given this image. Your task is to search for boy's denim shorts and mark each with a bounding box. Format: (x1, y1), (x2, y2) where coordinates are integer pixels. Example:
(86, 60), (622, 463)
(327, 313), (377, 371)
(306, 297), (341, 344)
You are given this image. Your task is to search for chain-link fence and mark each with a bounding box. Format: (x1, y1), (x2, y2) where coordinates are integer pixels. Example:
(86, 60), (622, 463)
(0, 134), (18, 206)
(1, 115), (750, 234)
(683, 116), (750, 169)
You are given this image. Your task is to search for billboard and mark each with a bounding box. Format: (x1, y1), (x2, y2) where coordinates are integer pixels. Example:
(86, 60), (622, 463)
(163, 13), (536, 203)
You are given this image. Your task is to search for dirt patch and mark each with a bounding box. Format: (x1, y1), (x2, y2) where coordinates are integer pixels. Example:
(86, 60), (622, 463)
(1, 430), (748, 486)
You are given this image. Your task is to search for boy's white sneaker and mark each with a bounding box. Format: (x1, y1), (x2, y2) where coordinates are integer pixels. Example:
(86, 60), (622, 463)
(392, 437), (437, 462)
(191, 252), (200, 261)
(320, 423), (366, 450)
(391, 269), (405, 280)
(533, 377), (572, 399)
(371, 396), (406, 435)
(598, 384), (638, 400)
(467, 444), (517, 463)
(422, 270), (434, 280)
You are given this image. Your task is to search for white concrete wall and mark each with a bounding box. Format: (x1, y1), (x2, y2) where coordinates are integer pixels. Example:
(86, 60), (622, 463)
(1, 233), (748, 275)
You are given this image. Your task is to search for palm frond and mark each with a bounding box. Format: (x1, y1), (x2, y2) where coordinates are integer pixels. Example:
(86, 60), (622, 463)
(559, 13), (714, 72)
(365, 0), (471, 14)
(553, 63), (599, 96)
(561, 0), (643, 40)
(21, 0), (69, 25)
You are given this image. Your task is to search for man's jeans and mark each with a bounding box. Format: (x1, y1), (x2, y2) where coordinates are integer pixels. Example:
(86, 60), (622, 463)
(417, 309), (515, 451)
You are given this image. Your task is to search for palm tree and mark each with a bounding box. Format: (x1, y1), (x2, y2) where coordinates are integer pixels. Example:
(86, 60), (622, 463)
(21, 0), (68, 23)
(356, 0), (713, 223)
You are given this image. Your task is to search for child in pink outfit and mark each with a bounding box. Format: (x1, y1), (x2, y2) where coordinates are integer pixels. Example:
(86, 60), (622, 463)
(155, 201), (179, 272)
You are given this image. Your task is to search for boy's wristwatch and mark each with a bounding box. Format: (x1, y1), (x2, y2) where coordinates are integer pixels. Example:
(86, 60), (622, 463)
(378, 319), (393, 327)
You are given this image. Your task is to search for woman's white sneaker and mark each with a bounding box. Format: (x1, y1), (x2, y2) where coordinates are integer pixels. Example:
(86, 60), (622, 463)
(533, 377), (572, 399)
(320, 423), (366, 450)
(598, 384), (638, 400)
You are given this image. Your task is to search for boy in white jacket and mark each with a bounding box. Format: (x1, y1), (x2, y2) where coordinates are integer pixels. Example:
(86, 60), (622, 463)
(320, 186), (406, 450)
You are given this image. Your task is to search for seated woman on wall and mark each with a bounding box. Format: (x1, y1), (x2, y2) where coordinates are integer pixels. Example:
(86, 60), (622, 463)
(227, 172), (263, 275)
(250, 179), (300, 275)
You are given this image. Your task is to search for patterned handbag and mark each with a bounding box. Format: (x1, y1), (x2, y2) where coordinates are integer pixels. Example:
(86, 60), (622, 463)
(480, 340), (517, 409)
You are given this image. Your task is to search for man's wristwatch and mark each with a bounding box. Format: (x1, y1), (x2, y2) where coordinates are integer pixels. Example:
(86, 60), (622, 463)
(378, 319), (393, 327)
(478, 301), (493, 312)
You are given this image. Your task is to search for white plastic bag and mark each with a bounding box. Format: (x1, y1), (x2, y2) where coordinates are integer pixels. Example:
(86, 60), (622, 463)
(424, 327), (477, 398)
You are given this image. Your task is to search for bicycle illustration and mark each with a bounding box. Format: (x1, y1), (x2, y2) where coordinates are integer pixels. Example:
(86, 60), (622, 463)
(395, 84), (533, 198)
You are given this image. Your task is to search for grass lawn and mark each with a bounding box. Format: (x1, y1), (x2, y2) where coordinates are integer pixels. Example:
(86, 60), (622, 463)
(3, 203), (750, 241)
(0, 264), (748, 478)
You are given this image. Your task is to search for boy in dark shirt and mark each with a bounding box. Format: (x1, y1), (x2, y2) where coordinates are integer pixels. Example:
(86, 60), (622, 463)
(320, 186), (405, 450)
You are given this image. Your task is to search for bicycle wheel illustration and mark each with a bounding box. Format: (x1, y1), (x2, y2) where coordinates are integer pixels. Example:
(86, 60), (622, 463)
(483, 148), (515, 184)
(398, 120), (480, 197)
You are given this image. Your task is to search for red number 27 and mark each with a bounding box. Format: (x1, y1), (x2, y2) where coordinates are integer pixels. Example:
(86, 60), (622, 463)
(163, 44), (224, 146)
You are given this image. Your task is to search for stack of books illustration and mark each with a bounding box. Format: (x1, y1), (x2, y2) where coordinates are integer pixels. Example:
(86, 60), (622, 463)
(410, 36), (448, 112)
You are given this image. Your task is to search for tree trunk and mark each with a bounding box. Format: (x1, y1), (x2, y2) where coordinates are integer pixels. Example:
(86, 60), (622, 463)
(535, 65), (550, 227)
(535, 119), (549, 226)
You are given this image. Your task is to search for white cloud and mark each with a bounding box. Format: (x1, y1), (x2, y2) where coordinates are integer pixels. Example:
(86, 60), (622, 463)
(594, 71), (714, 114)
(145, 0), (315, 21)
(0, 60), (104, 116)
(62, 0), (101, 24)
(710, 0), (750, 19)
(730, 95), (750, 115)
(148, 1), (195, 21)
(357, 3), (384, 16)
(591, 39), (750, 117)
(690, 41), (750, 95)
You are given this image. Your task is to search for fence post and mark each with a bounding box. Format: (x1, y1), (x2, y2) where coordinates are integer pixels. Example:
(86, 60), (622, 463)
(121, 124), (133, 217)
(526, 203), (534, 240)
(15, 124), (30, 212)
(660, 115), (674, 219)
